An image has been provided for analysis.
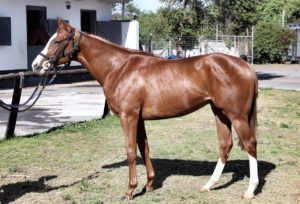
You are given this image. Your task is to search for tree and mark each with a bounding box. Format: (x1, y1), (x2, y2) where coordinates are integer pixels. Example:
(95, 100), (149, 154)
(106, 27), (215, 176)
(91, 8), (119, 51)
(284, 0), (300, 22)
(158, 0), (263, 35)
(126, 2), (141, 18)
(117, 0), (299, 63)
(155, 0), (210, 56)
(138, 11), (170, 45)
(257, 0), (300, 24)
(112, 2), (141, 20)
(257, 0), (285, 23)
(254, 21), (296, 63)
(207, 0), (262, 35)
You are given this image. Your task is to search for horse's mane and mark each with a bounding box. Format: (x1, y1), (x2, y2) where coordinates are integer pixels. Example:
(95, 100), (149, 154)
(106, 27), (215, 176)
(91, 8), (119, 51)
(85, 32), (155, 57)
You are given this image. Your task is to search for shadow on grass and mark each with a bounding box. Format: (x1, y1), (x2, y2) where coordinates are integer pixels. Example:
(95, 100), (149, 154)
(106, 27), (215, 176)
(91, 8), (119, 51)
(102, 157), (276, 198)
(256, 72), (284, 80)
(0, 159), (276, 202)
(0, 171), (100, 203)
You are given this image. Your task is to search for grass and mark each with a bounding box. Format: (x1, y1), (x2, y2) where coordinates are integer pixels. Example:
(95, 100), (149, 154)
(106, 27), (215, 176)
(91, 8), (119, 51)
(0, 89), (299, 204)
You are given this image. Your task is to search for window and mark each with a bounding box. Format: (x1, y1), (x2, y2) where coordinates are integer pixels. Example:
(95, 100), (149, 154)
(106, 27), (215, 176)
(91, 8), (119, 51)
(0, 17), (11, 46)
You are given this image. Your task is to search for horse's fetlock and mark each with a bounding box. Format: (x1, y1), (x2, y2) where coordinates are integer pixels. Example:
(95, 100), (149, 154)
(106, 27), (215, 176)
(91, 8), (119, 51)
(148, 172), (155, 180)
(129, 181), (138, 189)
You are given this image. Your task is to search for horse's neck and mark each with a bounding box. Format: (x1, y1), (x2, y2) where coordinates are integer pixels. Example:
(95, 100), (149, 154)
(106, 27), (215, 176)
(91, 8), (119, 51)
(77, 34), (130, 86)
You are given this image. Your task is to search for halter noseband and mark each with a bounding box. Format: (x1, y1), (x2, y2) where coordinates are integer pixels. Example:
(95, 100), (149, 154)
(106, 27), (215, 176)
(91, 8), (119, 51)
(39, 29), (83, 70)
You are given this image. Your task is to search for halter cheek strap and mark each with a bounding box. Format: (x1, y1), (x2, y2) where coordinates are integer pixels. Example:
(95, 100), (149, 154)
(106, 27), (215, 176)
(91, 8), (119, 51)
(38, 29), (83, 66)
(66, 31), (83, 59)
(39, 53), (50, 60)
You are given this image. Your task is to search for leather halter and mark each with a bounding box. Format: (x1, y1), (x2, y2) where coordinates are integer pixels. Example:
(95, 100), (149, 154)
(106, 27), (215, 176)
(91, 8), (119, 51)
(39, 29), (83, 67)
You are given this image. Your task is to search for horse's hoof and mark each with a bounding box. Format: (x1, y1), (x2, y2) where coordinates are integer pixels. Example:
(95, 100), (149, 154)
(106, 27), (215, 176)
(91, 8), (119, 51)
(143, 186), (154, 193)
(120, 195), (132, 201)
(199, 186), (210, 193)
(242, 191), (255, 199)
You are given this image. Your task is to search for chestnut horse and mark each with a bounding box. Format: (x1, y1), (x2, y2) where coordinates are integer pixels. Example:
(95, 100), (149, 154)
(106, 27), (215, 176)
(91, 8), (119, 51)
(32, 19), (259, 200)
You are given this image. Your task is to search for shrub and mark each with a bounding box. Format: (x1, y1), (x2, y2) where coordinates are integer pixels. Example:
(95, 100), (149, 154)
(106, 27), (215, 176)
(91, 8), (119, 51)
(254, 21), (296, 63)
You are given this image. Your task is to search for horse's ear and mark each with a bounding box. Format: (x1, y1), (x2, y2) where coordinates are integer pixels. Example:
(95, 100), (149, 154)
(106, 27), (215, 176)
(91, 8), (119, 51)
(57, 17), (66, 27)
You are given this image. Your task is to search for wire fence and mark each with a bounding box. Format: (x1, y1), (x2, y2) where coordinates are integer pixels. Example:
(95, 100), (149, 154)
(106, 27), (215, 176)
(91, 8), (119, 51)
(148, 34), (253, 63)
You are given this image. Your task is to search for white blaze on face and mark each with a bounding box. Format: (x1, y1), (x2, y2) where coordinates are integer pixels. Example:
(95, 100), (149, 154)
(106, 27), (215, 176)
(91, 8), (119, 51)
(31, 33), (57, 71)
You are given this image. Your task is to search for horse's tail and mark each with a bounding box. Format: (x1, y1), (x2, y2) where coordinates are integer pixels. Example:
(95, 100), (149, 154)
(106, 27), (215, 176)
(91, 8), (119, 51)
(250, 78), (258, 139)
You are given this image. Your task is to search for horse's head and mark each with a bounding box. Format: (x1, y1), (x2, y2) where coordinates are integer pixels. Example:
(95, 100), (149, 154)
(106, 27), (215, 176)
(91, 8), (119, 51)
(32, 18), (81, 75)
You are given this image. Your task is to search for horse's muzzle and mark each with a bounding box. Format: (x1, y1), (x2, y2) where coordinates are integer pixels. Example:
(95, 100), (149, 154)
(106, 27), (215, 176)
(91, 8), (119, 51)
(33, 60), (53, 76)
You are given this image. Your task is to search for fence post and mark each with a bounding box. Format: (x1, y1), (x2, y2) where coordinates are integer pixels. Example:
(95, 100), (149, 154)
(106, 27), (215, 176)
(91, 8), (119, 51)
(148, 32), (152, 52)
(5, 78), (22, 139)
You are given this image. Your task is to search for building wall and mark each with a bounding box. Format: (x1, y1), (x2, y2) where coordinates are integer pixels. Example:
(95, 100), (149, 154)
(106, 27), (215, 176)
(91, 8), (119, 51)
(122, 20), (139, 50)
(0, 0), (112, 71)
(288, 23), (300, 58)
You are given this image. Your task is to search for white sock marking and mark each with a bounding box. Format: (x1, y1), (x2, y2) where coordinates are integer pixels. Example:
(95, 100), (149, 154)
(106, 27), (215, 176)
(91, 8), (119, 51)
(203, 158), (225, 190)
(245, 154), (259, 196)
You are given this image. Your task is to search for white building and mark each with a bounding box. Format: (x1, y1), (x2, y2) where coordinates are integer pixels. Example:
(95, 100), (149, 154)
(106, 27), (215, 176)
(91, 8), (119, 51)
(0, 0), (139, 72)
(287, 22), (300, 61)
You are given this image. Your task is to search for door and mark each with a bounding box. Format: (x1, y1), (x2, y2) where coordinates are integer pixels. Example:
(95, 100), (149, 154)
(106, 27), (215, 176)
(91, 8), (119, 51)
(81, 10), (96, 34)
(26, 6), (48, 70)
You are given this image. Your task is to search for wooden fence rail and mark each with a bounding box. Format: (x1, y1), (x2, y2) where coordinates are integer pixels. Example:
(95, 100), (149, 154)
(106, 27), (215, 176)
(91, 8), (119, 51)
(0, 69), (89, 81)
(0, 69), (90, 139)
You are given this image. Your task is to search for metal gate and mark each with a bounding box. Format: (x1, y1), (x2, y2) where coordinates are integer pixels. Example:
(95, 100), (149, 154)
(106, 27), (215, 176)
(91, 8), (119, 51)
(149, 34), (254, 63)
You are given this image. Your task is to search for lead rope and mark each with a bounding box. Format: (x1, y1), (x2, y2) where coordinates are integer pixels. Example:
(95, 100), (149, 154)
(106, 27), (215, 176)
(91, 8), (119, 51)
(0, 65), (66, 112)
(0, 73), (47, 112)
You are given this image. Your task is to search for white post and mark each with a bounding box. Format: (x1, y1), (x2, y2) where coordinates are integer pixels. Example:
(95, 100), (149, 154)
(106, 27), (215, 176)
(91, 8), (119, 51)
(122, 20), (139, 50)
(216, 24), (218, 42)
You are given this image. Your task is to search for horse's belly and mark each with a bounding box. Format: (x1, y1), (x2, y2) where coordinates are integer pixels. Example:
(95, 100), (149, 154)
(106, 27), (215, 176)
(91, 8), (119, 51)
(142, 93), (209, 120)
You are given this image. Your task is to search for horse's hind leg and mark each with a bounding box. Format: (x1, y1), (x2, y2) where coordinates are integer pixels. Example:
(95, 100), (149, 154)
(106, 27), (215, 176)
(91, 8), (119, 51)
(137, 118), (155, 192)
(200, 108), (233, 192)
(232, 118), (258, 199)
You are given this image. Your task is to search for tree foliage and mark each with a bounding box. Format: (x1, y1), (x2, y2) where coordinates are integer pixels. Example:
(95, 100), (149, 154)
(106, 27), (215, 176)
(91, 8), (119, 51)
(113, 0), (300, 63)
(286, 0), (300, 22)
(208, 0), (261, 34)
(138, 11), (169, 44)
(257, 0), (286, 23)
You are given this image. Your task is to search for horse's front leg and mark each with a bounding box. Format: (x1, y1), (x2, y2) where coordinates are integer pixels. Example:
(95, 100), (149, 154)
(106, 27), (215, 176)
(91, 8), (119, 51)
(137, 118), (155, 192)
(119, 114), (139, 201)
